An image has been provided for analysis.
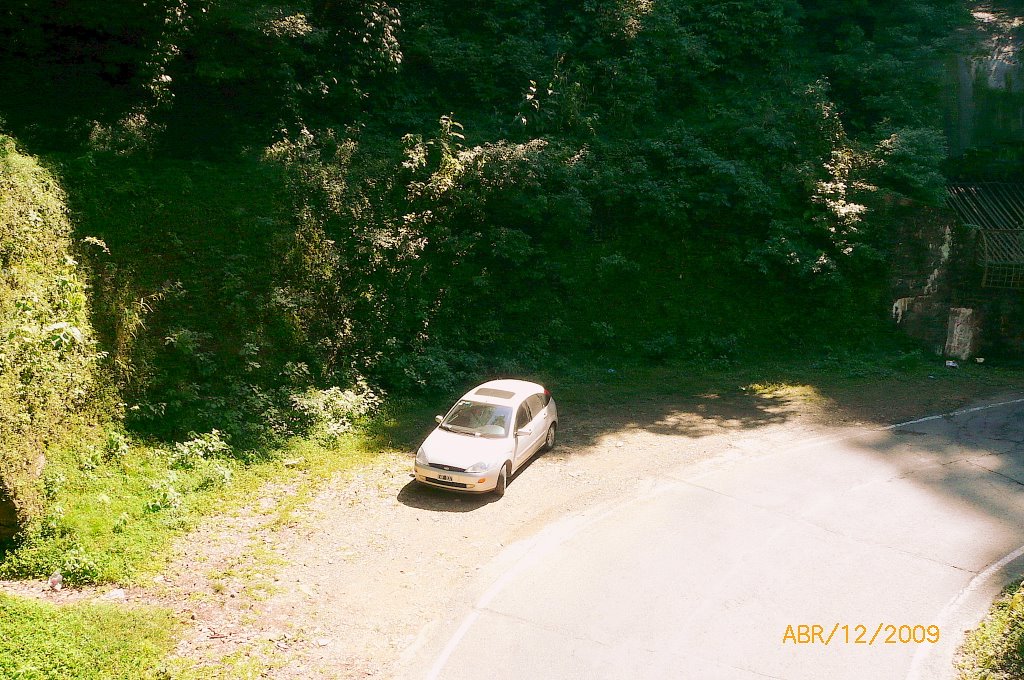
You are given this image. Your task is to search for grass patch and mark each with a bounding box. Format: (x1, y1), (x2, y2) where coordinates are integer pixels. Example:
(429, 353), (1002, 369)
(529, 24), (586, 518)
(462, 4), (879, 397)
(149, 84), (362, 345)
(958, 579), (1024, 679)
(165, 643), (282, 680)
(0, 593), (177, 679)
(0, 426), (383, 585)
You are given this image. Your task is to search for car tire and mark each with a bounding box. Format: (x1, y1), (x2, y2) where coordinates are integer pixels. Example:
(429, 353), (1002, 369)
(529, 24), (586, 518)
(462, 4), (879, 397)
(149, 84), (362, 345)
(493, 463), (509, 498)
(543, 423), (557, 452)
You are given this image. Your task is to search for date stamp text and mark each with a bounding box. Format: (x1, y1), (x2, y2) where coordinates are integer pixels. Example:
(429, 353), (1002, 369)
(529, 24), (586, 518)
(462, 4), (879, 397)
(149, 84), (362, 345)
(782, 623), (940, 645)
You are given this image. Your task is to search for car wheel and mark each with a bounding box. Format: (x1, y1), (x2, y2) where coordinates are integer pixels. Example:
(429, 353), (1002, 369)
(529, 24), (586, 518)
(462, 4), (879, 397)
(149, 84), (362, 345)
(543, 423), (557, 451)
(493, 463), (509, 498)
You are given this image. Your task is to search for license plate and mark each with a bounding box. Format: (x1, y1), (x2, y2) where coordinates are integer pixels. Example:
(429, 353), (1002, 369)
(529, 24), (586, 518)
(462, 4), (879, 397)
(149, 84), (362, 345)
(438, 474), (454, 482)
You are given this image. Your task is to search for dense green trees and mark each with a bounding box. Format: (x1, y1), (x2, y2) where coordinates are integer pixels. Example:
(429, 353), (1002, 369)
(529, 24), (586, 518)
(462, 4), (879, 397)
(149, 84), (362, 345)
(0, 1), (980, 437)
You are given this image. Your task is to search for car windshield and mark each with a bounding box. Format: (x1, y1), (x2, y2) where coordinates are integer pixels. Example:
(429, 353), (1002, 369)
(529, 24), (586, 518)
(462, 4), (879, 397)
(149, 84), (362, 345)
(441, 400), (512, 438)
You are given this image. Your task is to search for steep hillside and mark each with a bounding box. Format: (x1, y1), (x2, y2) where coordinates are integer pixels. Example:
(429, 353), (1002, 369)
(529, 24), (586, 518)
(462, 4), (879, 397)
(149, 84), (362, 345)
(0, 136), (103, 533)
(0, 1), (984, 438)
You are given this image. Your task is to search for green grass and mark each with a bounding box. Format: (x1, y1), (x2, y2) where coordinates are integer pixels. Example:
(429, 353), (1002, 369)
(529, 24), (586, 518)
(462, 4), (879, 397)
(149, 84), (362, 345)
(0, 426), (383, 586)
(958, 580), (1024, 679)
(0, 594), (178, 679)
(0, 425), (383, 679)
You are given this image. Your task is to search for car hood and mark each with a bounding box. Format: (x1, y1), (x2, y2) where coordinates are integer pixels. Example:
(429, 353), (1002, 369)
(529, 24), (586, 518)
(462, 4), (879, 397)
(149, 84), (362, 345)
(420, 428), (512, 468)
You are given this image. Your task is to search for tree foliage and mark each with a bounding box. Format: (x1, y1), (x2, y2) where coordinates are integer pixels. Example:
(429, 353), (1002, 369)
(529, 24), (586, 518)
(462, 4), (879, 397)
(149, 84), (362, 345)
(0, 0), (978, 429)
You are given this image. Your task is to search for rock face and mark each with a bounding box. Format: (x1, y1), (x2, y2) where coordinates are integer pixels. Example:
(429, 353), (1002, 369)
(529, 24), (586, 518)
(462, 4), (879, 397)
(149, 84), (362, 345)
(889, 205), (961, 355)
(892, 296), (951, 355)
(945, 307), (983, 360)
(946, 8), (1024, 156)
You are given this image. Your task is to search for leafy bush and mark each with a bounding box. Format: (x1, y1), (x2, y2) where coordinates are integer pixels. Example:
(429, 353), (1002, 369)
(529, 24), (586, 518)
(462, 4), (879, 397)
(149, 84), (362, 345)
(686, 334), (743, 367)
(640, 332), (679, 363)
(0, 511), (109, 586)
(290, 380), (383, 441)
(144, 479), (182, 514)
(169, 430), (231, 469)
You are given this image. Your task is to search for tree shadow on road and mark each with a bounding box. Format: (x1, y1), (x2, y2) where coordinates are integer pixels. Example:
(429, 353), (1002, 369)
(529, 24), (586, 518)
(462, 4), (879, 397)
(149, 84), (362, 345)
(547, 362), (1023, 450)
(384, 359), (1023, 514)
(840, 402), (1024, 560)
(382, 374), (806, 457)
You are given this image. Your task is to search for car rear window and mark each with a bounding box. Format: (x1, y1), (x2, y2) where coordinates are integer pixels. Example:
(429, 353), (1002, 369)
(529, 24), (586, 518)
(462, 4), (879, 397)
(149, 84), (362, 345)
(474, 387), (516, 399)
(526, 394), (546, 416)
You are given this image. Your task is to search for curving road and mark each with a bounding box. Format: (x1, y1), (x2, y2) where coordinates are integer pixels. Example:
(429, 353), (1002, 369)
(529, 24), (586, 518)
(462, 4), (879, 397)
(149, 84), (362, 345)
(405, 397), (1024, 680)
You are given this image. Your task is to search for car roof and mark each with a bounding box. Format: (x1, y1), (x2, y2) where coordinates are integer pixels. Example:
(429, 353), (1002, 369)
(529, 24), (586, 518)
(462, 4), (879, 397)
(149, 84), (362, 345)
(460, 379), (547, 405)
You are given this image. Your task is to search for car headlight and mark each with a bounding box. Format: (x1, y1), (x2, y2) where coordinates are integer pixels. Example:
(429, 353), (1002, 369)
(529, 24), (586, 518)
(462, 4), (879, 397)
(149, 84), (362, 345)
(415, 447), (429, 467)
(464, 461), (490, 474)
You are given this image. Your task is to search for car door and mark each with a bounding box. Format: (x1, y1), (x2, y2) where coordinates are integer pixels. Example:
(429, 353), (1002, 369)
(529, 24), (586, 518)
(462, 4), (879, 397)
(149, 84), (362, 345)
(526, 393), (550, 452)
(520, 396), (549, 462)
(513, 402), (535, 468)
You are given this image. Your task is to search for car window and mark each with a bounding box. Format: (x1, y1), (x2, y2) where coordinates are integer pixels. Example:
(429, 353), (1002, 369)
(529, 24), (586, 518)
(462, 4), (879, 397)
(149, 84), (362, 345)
(526, 394), (546, 418)
(516, 404), (532, 430)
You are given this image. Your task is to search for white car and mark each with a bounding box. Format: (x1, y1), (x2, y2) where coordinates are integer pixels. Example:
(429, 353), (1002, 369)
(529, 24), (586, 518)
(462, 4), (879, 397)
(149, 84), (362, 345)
(414, 379), (558, 497)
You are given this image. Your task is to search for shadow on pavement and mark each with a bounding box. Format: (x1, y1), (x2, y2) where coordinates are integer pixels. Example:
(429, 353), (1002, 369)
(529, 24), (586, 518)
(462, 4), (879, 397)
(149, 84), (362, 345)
(397, 479), (500, 512)
(382, 362), (1024, 466)
(396, 449), (547, 512)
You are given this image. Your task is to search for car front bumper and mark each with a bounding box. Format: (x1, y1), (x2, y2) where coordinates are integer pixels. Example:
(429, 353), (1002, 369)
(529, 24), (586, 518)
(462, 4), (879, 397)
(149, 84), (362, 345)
(414, 463), (499, 493)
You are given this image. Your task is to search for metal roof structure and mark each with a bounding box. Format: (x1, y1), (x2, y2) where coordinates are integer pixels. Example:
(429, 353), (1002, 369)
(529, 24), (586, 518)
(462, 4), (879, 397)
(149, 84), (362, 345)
(947, 184), (1024, 289)
(947, 184), (1024, 229)
(977, 229), (1024, 288)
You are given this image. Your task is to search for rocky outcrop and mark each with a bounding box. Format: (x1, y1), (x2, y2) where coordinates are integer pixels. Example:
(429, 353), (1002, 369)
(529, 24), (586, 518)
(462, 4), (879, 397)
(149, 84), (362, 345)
(946, 7), (1024, 156)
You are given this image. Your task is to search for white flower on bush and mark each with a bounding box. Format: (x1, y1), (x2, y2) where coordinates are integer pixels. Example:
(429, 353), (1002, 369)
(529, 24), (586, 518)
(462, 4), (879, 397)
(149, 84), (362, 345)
(290, 379), (382, 438)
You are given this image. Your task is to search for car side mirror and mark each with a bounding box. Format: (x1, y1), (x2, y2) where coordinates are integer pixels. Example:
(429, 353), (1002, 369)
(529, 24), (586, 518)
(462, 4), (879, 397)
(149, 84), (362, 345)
(435, 415), (444, 424)
(516, 427), (533, 437)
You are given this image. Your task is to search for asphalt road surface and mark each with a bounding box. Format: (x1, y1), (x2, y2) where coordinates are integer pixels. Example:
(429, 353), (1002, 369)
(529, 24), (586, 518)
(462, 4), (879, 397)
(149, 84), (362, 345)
(405, 396), (1024, 680)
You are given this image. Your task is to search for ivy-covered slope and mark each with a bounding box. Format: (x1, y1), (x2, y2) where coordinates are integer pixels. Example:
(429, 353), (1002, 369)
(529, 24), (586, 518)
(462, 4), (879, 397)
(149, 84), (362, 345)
(0, 136), (103, 531)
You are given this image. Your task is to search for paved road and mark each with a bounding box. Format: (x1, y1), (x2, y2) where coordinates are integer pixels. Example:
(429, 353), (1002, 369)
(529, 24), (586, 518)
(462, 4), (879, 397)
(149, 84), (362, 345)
(407, 397), (1024, 680)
